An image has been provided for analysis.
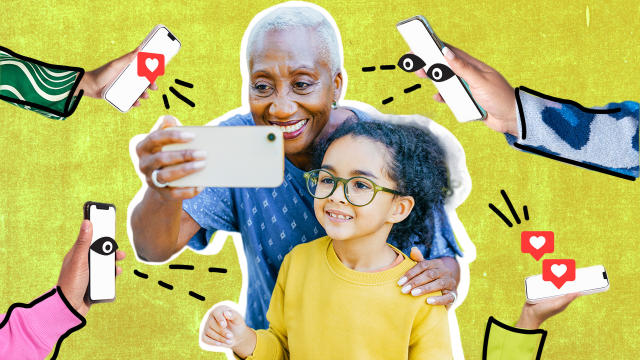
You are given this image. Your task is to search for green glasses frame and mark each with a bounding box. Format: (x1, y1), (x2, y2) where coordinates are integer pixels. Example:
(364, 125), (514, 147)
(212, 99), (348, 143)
(303, 169), (402, 207)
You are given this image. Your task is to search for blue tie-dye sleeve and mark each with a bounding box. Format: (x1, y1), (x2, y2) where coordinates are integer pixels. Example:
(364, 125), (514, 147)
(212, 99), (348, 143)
(505, 87), (639, 179)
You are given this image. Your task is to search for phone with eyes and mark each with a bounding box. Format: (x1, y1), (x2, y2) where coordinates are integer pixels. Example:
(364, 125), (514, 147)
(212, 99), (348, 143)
(525, 265), (609, 304)
(396, 16), (486, 122)
(103, 24), (181, 112)
(161, 126), (284, 188)
(84, 201), (117, 302)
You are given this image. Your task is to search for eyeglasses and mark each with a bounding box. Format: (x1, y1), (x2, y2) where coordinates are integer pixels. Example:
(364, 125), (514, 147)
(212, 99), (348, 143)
(303, 169), (401, 207)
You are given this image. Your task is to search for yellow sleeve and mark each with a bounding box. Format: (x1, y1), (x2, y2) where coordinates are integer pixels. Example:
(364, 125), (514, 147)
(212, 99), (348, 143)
(245, 254), (291, 360)
(483, 317), (545, 360)
(409, 292), (453, 360)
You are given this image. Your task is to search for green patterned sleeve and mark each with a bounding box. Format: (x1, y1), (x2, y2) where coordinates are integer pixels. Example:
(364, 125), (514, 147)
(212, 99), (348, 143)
(0, 46), (84, 120)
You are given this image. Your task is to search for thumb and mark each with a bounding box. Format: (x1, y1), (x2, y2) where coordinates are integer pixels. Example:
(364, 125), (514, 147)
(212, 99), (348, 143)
(73, 220), (93, 255)
(442, 46), (483, 86)
(159, 115), (179, 129)
(410, 246), (425, 262)
(109, 47), (140, 69)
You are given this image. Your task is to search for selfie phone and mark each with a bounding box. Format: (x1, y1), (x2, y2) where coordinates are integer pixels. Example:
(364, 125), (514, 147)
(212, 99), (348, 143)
(525, 265), (609, 304)
(161, 126), (284, 188)
(396, 16), (486, 122)
(103, 24), (181, 112)
(84, 201), (117, 302)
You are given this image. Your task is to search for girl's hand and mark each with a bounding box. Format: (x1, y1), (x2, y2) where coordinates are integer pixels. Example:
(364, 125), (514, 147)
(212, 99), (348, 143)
(202, 305), (257, 359)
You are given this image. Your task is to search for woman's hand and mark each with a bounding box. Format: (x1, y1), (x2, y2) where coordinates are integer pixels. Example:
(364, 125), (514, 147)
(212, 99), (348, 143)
(136, 115), (206, 201)
(202, 305), (257, 359)
(77, 47), (158, 107)
(57, 220), (126, 317)
(516, 293), (581, 329)
(416, 44), (518, 136)
(397, 247), (459, 305)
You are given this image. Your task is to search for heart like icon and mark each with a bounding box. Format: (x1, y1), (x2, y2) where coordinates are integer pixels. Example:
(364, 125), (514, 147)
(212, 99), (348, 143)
(550, 264), (567, 278)
(145, 58), (159, 72)
(529, 236), (546, 250)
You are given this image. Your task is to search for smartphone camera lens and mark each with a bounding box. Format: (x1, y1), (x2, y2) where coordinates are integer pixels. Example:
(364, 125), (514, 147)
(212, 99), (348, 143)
(267, 133), (276, 142)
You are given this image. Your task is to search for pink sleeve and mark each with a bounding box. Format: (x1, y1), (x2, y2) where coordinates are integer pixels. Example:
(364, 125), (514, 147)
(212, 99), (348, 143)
(0, 287), (85, 360)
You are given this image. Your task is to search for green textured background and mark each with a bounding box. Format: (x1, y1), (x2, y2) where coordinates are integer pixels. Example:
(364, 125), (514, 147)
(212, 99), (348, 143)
(1, 0), (638, 358)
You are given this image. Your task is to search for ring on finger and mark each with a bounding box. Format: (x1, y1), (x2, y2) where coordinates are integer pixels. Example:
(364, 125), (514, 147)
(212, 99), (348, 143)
(151, 169), (168, 188)
(450, 291), (457, 303)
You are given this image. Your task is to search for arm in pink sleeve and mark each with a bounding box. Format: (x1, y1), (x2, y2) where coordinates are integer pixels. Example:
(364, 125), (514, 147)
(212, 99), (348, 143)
(0, 287), (85, 360)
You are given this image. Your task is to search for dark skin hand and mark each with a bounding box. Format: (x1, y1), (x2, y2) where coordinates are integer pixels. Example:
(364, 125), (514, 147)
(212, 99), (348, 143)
(516, 293), (581, 329)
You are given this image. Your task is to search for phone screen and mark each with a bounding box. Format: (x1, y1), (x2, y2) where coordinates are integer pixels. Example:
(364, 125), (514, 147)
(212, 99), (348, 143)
(526, 265), (609, 301)
(396, 16), (485, 122)
(104, 26), (181, 112)
(88, 203), (116, 301)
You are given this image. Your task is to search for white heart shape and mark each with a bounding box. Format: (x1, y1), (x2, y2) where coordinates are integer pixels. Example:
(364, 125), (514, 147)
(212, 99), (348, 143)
(529, 236), (546, 250)
(145, 58), (159, 72)
(551, 264), (567, 278)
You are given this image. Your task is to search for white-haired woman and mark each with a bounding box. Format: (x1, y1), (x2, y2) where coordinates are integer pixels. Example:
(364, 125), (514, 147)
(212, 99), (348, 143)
(131, 2), (461, 332)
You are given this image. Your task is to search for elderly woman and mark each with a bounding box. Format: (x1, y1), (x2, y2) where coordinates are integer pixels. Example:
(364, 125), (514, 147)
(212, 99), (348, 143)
(131, 3), (460, 331)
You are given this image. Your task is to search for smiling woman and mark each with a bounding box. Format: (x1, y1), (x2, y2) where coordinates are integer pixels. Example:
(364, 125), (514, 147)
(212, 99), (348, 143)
(130, 2), (462, 336)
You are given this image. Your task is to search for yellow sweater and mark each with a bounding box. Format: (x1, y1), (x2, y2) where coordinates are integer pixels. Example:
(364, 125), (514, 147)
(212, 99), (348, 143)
(247, 236), (452, 360)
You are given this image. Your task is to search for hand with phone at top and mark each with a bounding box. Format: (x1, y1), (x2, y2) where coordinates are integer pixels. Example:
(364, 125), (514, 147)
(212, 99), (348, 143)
(202, 305), (257, 359)
(515, 292), (581, 329)
(414, 44), (519, 136)
(57, 220), (126, 316)
(135, 115), (207, 201)
(76, 47), (158, 107)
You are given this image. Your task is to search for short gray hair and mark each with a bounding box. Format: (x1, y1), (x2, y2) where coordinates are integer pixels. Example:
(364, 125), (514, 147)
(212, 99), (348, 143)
(246, 6), (341, 74)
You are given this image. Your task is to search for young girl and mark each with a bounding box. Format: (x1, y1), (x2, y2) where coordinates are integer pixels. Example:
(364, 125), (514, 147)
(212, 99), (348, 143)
(202, 120), (453, 359)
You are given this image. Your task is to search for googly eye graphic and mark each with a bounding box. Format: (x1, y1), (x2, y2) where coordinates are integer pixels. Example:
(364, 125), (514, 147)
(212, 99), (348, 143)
(90, 237), (118, 256)
(425, 63), (455, 82)
(397, 54), (426, 73)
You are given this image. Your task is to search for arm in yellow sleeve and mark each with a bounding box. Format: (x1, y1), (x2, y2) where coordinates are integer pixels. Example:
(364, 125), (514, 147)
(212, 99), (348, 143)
(409, 292), (453, 360)
(245, 254), (291, 360)
(482, 317), (546, 360)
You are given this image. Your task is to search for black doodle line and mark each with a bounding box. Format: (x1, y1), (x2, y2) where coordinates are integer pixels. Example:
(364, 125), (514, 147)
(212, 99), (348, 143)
(134, 269), (149, 279)
(488, 189), (529, 228)
(189, 291), (206, 301)
(0, 287), (86, 360)
(208, 267), (228, 273)
(0, 46), (84, 118)
(403, 84), (421, 93)
(158, 280), (174, 290)
(175, 78), (193, 88)
(483, 317), (546, 360)
(361, 61), (424, 105)
(361, 66), (375, 72)
(382, 97), (394, 105)
(361, 65), (396, 72)
(169, 86), (195, 107)
(169, 264), (194, 270)
(162, 94), (170, 109)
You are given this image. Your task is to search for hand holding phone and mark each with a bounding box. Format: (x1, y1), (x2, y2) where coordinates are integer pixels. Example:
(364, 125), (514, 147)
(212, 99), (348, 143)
(84, 202), (117, 302)
(103, 25), (181, 112)
(525, 265), (609, 304)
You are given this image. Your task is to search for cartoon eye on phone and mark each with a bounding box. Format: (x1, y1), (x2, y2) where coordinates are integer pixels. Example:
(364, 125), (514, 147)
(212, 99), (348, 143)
(84, 202), (117, 302)
(396, 16), (486, 122)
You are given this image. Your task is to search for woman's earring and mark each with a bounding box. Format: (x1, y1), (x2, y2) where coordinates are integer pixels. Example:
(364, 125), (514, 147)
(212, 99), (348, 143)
(331, 101), (337, 109)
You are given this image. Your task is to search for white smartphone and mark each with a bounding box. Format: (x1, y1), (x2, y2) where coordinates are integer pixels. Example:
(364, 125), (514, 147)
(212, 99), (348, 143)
(396, 16), (486, 122)
(525, 265), (609, 304)
(84, 202), (117, 302)
(161, 126), (284, 188)
(103, 24), (181, 112)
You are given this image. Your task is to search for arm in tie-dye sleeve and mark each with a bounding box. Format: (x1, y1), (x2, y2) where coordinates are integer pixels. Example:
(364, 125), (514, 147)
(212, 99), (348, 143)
(505, 86), (639, 180)
(0, 46), (84, 120)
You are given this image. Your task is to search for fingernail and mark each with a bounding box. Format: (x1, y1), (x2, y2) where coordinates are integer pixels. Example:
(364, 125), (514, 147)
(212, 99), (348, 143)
(196, 186), (205, 192)
(180, 132), (195, 140)
(398, 277), (407, 286)
(442, 47), (455, 60)
(401, 284), (412, 294)
(226, 332), (233, 338)
(81, 220), (90, 231)
(191, 161), (206, 170)
(226, 339), (233, 345)
(193, 150), (207, 159)
(224, 311), (232, 319)
(219, 320), (226, 328)
(427, 298), (435, 305)
(411, 288), (422, 296)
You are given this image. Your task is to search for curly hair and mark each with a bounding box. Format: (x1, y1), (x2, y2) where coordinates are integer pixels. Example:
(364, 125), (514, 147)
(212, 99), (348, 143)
(314, 119), (450, 250)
